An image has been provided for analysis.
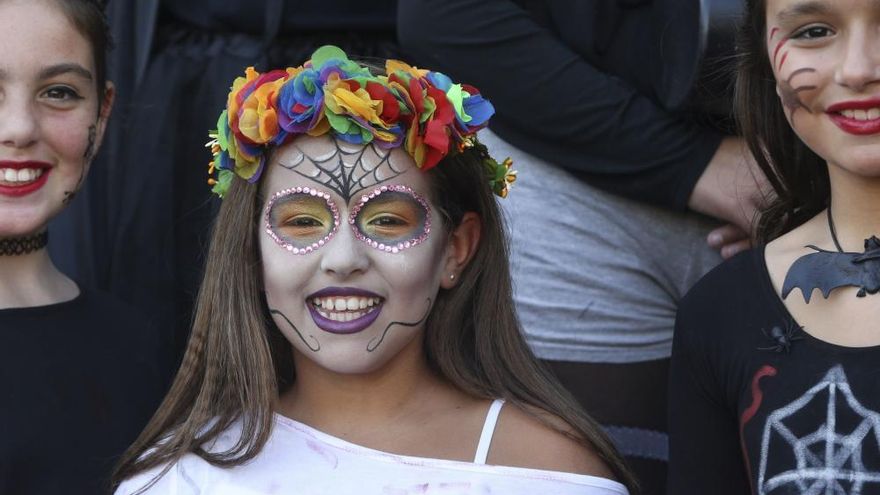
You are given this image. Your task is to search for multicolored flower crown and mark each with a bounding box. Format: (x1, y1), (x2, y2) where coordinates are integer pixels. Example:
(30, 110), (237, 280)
(207, 45), (515, 198)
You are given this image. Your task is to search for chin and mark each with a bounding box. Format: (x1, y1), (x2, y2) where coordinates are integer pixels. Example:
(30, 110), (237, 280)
(0, 213), (50, 238)
(312, 352), (396, 375)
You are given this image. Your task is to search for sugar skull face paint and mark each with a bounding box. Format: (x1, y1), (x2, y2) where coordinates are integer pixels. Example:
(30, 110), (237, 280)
(766, 0), (880, 178)
(259, 134), (451, 375)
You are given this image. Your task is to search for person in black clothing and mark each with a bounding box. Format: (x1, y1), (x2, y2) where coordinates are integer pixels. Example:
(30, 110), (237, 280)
(399, 1), (766, 492)
(49, 0), (402, 367)
(0, 1), (165, 493)
(669, 0), (880, 492)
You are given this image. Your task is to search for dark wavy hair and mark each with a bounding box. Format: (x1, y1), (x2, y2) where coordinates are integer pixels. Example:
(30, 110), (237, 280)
(734, 0), (829, 242)
(112, 140), (638, 492)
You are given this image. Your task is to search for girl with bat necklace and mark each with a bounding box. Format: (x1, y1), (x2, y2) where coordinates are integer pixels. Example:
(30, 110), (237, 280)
(668, 0), (880, 493)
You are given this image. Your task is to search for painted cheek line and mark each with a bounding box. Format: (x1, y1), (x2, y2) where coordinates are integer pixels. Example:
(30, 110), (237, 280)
(778, 51), (789, 71)
(63, 124), (96, 206)
(773, 38), (788, 69)
(786, 67), (817, 84)
(779, 67), (818, 117)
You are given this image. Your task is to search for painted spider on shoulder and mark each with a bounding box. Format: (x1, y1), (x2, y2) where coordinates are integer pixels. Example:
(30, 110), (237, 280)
(757, 322), (804, 354)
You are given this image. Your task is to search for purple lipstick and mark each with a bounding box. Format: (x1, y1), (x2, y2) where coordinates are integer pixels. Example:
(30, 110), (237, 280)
(307, 287), (384, 334)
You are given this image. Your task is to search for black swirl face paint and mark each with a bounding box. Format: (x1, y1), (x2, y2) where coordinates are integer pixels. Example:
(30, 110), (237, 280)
(63, 124), (96, 205)
(769, 26), (817, 121)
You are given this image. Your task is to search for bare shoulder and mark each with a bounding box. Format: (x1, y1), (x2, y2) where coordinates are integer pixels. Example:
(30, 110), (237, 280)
(486, 403), (616, 480)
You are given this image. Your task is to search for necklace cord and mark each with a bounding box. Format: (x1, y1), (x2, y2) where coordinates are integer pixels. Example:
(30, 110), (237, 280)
(827, 204), (844, 253)
(0, 231), (49, 256)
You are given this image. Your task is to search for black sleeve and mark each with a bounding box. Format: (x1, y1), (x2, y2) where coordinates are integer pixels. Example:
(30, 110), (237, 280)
(397, 0), (723, 210)
(667, 290), (751, 494)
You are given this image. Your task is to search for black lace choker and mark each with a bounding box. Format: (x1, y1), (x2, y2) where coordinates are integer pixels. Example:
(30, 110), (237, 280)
(782, 206), (880, 303)
(0, 231), (49, 256)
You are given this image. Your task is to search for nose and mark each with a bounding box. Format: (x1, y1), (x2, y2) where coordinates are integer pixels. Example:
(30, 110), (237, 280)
(834, 26), (880, 91)
(0, 90), (39, 149)
(319, 225), (370, 279)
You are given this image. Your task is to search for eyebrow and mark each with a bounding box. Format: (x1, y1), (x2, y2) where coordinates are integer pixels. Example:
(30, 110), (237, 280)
(38, 63), (93, 81)
(775, 0), (834, 24)
(0, 64), (94, 82)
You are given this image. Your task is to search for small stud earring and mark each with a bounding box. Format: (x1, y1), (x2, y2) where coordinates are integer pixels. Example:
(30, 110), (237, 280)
(449, 274), (455, 280)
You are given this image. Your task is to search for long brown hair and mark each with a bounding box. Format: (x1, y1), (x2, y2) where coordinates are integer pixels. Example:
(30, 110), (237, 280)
(734, 0), (829, 242)
(112, 143), (637, 492)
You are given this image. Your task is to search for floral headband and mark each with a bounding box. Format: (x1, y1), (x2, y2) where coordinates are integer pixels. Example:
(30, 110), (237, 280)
(207, 45), (516, 198)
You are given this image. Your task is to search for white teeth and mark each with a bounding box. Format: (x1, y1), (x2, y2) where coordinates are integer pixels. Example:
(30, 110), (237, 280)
(312, 295), (381, 319)
(316, 309), (368, 322)
(840, 107), (880, 121)
(0, 168), (43, 183)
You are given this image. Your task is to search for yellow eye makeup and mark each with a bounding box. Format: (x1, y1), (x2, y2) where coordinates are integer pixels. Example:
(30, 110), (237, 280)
(349, 185), (431, 253)
(265, 187), (340, 254)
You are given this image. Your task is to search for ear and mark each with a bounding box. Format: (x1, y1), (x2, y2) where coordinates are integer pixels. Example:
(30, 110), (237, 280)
(440, 212), (481, 289)
(94, 81), (116, 153)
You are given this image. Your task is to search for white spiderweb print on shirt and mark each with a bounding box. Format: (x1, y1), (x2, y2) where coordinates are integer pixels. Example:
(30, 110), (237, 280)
(758, 365), (880, 494)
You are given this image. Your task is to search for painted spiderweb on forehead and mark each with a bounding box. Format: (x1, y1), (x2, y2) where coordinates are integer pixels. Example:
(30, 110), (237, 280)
(277, 136), (408, 203)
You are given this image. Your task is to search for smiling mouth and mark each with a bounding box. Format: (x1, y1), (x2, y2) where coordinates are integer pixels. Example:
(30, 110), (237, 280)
(0, 167), (51, 196)
(307, 294), (384, 334)
(835, 108), (880, 121)
(311, 295), (382, 322)
(827, 103), (880, 135)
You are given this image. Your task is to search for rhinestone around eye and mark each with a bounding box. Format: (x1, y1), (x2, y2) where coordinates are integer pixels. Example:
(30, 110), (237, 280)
(347, 184), (432, 254)
(264, 188), (340, 255)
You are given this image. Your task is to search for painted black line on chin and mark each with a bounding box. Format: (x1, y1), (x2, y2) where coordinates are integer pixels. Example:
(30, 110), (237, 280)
(366, 298), (432, 352)
(270, 308), (321, 352)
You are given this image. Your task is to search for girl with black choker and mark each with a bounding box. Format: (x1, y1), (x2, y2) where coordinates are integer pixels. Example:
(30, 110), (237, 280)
(0, 1), (165, 493)
(668, 0), (880, 493)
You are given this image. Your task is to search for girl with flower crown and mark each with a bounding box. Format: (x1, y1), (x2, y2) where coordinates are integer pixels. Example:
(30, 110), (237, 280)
(113, 46), (635, 494)
(668, 0), (880, 492)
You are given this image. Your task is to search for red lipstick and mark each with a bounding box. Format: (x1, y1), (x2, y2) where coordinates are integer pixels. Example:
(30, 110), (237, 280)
(826, 99), (880, 135)
(0, 161), (52, 197)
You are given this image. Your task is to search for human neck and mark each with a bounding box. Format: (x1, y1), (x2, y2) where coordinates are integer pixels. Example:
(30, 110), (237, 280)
(0, 239), (78, 308)
(281, 337), (452, 430)
(827, 166), (880, 252)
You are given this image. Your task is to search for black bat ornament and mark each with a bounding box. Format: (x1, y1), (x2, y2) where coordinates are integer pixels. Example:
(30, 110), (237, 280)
(782, 236), (880, 303)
